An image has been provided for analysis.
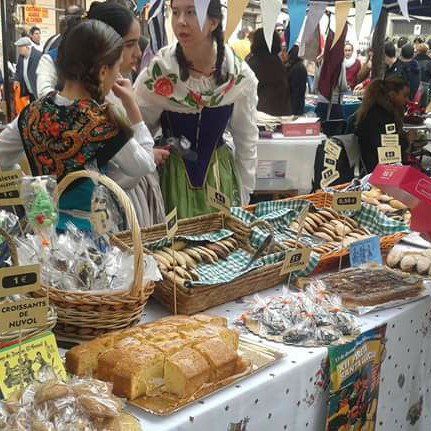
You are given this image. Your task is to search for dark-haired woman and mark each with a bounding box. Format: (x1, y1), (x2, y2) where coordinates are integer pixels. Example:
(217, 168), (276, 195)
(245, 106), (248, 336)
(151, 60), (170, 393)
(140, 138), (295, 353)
(355, 76), (411, 174)
(285, 45), (307, 115)
(246, 28), (291, 116)
(37, 1), (167, 227)
(135, 0), (258, 219)
(0, 20), (156, 231)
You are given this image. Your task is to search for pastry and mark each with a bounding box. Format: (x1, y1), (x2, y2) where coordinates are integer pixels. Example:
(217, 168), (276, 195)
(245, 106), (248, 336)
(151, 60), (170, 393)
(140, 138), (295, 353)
(164, 347), (210, 398)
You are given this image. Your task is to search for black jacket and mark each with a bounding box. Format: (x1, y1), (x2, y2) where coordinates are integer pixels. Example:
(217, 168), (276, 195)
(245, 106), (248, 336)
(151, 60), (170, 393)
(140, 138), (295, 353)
(355, 104), (408, 174)
(286, 58), (307, 115)
(385, 58), (420, 100)
(247, 54), (291, 116)
(15, 47), (42, 98)
(414, 53), (431, 83)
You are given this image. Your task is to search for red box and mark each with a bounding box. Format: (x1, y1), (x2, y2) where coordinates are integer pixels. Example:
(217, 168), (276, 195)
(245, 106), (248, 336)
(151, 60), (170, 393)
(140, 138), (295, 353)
(281, 118), (321, 137)
(370, 165), (431, 235)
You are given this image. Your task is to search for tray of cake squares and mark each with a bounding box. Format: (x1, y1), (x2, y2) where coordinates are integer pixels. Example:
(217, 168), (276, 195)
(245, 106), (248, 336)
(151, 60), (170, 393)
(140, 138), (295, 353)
(65, 313), (283, 415)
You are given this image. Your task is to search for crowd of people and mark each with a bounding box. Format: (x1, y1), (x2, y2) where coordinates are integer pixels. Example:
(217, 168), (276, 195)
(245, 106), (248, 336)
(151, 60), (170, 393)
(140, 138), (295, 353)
(0, 0), (429, 232)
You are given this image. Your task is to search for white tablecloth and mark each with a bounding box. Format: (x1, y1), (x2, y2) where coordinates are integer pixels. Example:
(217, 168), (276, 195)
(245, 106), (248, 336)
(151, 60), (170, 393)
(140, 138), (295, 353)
(125, 285), (431, 431)
(255, 134), (325, 194)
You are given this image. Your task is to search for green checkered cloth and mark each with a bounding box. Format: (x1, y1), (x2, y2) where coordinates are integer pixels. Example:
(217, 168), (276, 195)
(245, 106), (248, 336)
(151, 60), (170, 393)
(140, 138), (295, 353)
(146, 222), (319, 288)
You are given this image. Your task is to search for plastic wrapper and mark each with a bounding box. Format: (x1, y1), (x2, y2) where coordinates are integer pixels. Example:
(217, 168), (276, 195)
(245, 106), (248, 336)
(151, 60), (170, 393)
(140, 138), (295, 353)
(15, 223), (135, 293)
(0, 210), (20, 268)
(20, 176), (58, 246)
(0, 376), (123, 431)
(241, 285), (359, 346)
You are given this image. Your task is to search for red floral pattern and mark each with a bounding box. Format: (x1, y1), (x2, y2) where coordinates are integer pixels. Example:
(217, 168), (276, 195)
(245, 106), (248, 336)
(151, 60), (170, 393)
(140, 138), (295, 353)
(154, 77), (174, 97)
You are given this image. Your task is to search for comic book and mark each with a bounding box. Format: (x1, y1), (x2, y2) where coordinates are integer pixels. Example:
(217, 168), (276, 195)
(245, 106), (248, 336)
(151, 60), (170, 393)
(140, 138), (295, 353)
(0, 332), (66, 400)
(325, 325), (387, 431)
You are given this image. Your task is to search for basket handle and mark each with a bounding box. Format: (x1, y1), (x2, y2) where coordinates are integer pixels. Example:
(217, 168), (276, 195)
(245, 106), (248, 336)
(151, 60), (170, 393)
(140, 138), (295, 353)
(56, 170), (144, 297)
(0, 227), (18, 266)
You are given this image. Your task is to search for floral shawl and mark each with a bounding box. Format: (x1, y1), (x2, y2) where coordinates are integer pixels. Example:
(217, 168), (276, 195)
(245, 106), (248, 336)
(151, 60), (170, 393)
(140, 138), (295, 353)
(17, 94), (128, 181)
(138, 45), (255, 111)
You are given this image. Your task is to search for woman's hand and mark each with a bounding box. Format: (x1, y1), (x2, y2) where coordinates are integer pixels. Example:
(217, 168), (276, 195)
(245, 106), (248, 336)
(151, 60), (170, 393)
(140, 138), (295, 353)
(112, 78), (142, 126)
(154, 146), (170, 165)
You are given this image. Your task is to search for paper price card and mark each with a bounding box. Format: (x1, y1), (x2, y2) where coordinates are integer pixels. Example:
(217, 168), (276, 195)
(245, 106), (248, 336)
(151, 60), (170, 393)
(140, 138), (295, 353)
(0, 297), (48, 332)
(378, 146), (402, 165)
(165, 207), (178, 240)
(349, 236), (382, 268)
(0, 170), (23, 206)
(324, 139), (342, 160)
(280, 248), (311, 276)
(332, 191), (362, 212)
(385, 123), (396, 134)
(324, 155), (337, 169)
(320, 168), (340, 189)
(207, 186), (231, 215)
(381, 134), (399, 147)
(0, 332), (67, 400)
(0, 264), (40, 297)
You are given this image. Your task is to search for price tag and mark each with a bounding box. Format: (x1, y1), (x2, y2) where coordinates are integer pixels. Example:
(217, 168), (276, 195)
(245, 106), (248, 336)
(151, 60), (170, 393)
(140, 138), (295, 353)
(0, 297), (48, 332)
(378, 146), (402, 165)
(0, 170), (23, 206)
(165, 207), (178, 240)
(0, 264), (40, 297)
(324, 155), (337, 168)
(324, 139), (342, 160)
(349, 236), (382, 268)
(381, 134), (400, 147)
(280, 248), (311, 276)
(320, 168), (340, 188)
(385, 123), (396, 134)
(207, 186), (231, 215)
(332, 191), (362, 212)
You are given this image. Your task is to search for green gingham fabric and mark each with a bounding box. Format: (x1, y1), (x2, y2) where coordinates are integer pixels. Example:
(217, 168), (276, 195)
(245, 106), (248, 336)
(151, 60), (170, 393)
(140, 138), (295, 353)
(145, 222), (320, 288)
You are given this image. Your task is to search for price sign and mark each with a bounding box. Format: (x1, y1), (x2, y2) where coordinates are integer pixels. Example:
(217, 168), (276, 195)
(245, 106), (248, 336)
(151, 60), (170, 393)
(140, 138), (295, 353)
(280, 248), (311, 276)
(0, 297), (48, 332)
(207, 186), (231, 215)
(165, 207), (178, 240)
(349, 236), (382, 267)
(381, 134), (400, 147)
(324, 140), (342, 160)
(324, 155), (337, 169)
(385, 123), (396, 135)
(0, 264), (40, 297)
(0, 170), (22, 206)
(378, 146), (402, 165)
(332, 192), (362, 212)
(320, 168), (340, 188)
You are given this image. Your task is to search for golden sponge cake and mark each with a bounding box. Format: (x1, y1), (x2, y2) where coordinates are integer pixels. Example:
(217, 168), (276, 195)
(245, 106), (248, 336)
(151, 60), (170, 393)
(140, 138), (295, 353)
(193, 338), (237, 382)
(164, 347), (210, 399)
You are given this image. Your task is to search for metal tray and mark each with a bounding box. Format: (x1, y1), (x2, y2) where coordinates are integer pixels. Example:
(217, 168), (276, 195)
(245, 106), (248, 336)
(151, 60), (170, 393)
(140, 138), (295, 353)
(128, 336), (283, 416)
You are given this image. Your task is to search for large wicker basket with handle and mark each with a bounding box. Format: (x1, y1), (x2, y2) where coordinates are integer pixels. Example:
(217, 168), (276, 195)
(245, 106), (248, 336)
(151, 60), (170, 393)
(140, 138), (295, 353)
(0, 227), (57, 347)
(32, 170), (154, 340)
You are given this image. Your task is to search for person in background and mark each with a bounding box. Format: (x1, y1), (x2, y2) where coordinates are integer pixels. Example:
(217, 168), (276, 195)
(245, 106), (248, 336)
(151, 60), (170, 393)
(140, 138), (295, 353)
(415, 43), (431, 84)
(413, 37), (424, 53)
(0, 20), (156, 232)
(29, 26), (41, 50)
(344, 42), (361, 90)
(427, 38), (431, 51)
(247, 28), (291, 116)
(398, 44), (420, 100)
(275, 23), (285, 46)
(230, 28), (251, 61)
(135, 0), (259, 218)
(384, 41), (403, 78)
(285, 45), (307, 115)
(14, 36), (41, 102)
(396, 36), (409, 57)
(43, 5), (83, 53)
(357, 48), (373, 84)
(355, 75), (411, 174)
(131, 35), (148, 83)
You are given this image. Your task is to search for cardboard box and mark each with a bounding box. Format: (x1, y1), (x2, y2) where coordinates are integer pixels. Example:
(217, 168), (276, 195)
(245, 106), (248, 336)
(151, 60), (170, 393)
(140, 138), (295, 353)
(281, 117), (321, 137)
(370, 165), (431, 235)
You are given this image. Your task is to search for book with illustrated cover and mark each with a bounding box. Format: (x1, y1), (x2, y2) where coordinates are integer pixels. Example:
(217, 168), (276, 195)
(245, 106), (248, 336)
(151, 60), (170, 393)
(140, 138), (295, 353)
(325, 325), (387, 431)
(0, 331), (66, 400)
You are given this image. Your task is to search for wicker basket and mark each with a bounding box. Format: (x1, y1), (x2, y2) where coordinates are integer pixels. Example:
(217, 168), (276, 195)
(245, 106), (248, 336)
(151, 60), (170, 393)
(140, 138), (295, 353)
(244, 190), (406, 274)
(0, 227), (57, 346)
(116, 213), (285, 315)
(32, 171), (154, 340)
